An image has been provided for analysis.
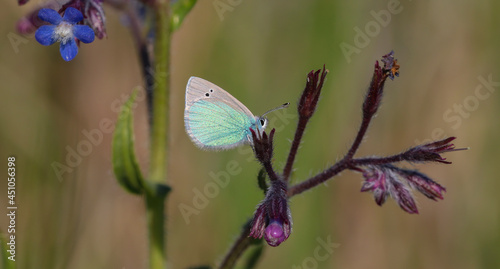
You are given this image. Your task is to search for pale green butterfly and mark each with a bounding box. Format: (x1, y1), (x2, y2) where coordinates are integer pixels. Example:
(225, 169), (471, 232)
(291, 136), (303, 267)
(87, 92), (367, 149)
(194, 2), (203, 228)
(184, 77), (288, 150)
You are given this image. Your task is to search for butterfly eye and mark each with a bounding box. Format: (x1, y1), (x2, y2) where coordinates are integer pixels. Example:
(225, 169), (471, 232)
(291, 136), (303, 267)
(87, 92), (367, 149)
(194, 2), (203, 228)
(260, 118), (266, 126)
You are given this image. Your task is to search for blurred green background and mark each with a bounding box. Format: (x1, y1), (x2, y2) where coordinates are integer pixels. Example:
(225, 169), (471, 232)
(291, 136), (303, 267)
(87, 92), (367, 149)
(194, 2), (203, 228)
(1, 0), (500, 268)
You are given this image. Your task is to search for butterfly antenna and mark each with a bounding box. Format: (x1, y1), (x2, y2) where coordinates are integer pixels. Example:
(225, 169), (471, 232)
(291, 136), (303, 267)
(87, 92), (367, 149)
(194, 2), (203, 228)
(262, 102), (290, 117)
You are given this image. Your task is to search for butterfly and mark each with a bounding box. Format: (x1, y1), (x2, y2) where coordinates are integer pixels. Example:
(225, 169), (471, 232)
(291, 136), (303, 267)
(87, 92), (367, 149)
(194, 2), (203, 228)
(184, 77), (288, 150)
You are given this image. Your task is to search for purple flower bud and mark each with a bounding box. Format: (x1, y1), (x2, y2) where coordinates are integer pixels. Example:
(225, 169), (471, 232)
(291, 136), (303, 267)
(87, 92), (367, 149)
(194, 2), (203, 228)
(360, 166), (418, 214)
(60, 0), (106, 39)
(16, 3), (60, 35)
(250, 128), (275, 165)
(249, 180), (292, 247)
(16, 17), (37, 34)
(360, 168), (388, 205)
(363, 60), (385, 117)
(250, 128), (280, 181)
(403, 137), (459, 164)
(395, 169), (446, 200)
(60, 0), (84, 14)
(363, 51), (400, 117)
(390, 178), (418, 214)
(265, 221), (287, 247)
(248, 203), (266, 239)
(298, 65), (328, 119)
(85, 0), (107, 39)
(18, 0), (29, 6)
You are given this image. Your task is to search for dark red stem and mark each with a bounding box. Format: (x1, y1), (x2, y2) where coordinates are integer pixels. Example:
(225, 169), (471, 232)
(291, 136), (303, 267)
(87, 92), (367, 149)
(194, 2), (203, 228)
(283, 117), (308, 181)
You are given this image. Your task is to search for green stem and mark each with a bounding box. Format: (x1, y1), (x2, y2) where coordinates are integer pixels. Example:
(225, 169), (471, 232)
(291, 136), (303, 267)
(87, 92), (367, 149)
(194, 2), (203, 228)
(146, 1), (171, 268)
(149, 1), (170, 184)
(146, 191), (168, 269)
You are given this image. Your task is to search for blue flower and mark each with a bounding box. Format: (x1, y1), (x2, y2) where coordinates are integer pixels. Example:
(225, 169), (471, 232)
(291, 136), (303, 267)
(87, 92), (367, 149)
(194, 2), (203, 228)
(35, 8), (95, 61)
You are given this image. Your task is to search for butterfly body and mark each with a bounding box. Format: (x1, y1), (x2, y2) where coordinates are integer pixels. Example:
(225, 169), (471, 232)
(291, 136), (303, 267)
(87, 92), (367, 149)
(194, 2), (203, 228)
(184, 77), (267, 150)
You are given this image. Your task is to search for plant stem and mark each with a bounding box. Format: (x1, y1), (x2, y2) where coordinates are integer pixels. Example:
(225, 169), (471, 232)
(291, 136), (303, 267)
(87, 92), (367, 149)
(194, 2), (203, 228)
(219, 222), (254, 269)
(351, 155), (405, 166)
(113, 0), (154, 125)
(287, 154), (406, 197)
(149, 0), (170, 184)
(263, 161), (279, 181)
(140, 43), (155, 127)
(283, 117), (308, 181)
(146, 1), (171, 268)
(345, 116), (371, 160)
(146, 191), (167, 269)
(287, 160), (349, 196)
(287, 106), (375, 196)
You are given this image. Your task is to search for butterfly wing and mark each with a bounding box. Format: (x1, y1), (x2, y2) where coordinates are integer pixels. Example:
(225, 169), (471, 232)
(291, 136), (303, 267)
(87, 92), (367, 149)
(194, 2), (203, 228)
(185, 77), (257, 150)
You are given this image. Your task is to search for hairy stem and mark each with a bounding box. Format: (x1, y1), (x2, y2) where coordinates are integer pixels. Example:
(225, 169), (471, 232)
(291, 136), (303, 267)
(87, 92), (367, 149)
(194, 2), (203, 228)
(283, 117), (308, 181)
(287, 103), (377, 196)
(288, 160), (349, 196)
(345, 115), (372, 160)
(219, 223), (253, 269)
(263, 161), (279, 181)
(287, 151), (414, 197)
(351, 155), (405, 166)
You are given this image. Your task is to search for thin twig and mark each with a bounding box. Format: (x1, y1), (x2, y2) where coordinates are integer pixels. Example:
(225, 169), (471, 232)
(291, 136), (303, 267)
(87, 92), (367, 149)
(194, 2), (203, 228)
(345, 116), (371, 160)
(287, 160), (349, 196)
(283, 117), (308, 180)
(219, 222), (254, 269)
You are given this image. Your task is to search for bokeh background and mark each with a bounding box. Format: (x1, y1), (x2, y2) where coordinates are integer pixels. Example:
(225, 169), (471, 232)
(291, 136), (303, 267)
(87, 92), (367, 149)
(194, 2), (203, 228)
(1, 0), (500, 268)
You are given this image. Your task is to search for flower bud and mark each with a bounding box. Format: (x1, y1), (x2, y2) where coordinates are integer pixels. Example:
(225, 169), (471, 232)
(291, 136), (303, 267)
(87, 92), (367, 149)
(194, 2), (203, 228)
(249, 180), (292, 247)
(402, 137), (458, 164)
(298, 65), (328, 119)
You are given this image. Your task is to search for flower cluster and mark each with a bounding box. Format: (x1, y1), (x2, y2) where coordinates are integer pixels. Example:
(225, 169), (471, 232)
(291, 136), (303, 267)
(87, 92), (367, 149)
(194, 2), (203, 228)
(237, 51), (463, 251)
(359, 165), (446, 214)
(354, 137), (462, 213)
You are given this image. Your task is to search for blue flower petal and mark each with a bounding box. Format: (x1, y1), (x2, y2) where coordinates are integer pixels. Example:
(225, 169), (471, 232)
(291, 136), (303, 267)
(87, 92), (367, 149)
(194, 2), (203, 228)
(35, 25), (57, 46)
(73, 25), (95, 43)
(63, 7), (83, 24)
(59, 38), (78, 61)
(38, 8), (62, 25)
